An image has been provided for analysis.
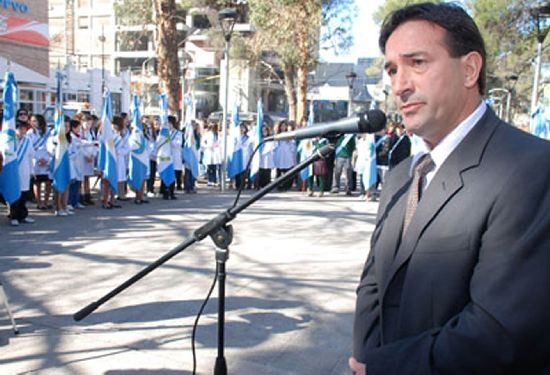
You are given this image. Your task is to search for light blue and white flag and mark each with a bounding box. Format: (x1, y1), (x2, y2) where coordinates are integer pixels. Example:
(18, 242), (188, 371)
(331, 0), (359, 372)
(128, 94), (148, 190)
(52, 70), (71, 193)
(531, 103), (549, 139)
(97, 90), (118, 193)
(249, 98), (264, 182)
(298, 101), (315, 181)
(361, 134), (377, 190)
(0, 71), (21, 203)
(182, 95), (200, 178)
(156, 93), (175, 186)
(227, 101), (244, 178)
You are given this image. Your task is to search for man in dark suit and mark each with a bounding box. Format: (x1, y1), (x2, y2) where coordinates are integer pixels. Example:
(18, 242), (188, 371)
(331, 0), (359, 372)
(349, 3), (550, 374)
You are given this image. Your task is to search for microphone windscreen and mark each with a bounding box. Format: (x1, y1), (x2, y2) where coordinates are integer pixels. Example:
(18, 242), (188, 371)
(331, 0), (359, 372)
(363, 109), (387, 133)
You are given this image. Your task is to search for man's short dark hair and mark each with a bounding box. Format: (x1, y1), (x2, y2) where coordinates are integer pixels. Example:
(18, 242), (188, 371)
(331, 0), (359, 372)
(379, 2), (487, 95)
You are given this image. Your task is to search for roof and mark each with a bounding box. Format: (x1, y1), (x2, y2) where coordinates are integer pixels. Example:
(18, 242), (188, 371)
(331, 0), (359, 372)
(310, 58), (383, 89)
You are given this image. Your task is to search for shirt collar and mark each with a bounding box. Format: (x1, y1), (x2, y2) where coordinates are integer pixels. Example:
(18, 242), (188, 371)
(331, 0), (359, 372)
(410, 101), (487, 176)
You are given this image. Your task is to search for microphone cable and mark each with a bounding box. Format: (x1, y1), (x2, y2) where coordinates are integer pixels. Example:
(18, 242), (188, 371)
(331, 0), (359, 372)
(191, 263), (219, 375)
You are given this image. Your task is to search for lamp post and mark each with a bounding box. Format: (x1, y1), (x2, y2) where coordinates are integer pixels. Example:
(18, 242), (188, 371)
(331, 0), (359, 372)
(489, 88), (512, 122)
(530, 3), (550, 122)
(218, 8), (238, 192)
(99, 26), (106, 94)
(345, 70), (357, 116)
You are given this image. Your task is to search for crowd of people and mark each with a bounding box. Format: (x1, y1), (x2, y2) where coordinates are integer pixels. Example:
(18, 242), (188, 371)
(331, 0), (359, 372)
(0, 104), (414, 227)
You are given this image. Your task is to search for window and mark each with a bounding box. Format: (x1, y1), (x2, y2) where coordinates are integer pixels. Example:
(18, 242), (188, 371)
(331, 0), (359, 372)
(18, 89), (34, 114)
(78, 16), (89, 29)
(77, 92), (90, 103)
(64, 93), (78, 102)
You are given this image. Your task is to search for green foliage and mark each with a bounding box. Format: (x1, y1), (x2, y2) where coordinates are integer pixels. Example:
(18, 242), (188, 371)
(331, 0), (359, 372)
(469, 0), (548, 112)
(115, 0), (154, 26)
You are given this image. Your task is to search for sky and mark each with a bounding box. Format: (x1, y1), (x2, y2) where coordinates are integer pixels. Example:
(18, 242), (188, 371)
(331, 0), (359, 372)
(320, 0), (384, 63)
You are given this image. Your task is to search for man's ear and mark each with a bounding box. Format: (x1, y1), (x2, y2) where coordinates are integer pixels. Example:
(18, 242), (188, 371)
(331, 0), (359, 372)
(461, 51), (483, 89)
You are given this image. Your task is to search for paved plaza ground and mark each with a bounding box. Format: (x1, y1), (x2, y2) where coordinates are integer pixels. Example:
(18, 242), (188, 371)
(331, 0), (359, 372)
(0, 186), (378, 374)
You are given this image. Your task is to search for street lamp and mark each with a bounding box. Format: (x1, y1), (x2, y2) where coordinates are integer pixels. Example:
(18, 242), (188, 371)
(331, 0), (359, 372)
(99, 26), (106, 94)
(529, 2), (550, 121)
(218, 8), (238, 192)
(345, 70), (357, 116)
(489, 88), (512, 122)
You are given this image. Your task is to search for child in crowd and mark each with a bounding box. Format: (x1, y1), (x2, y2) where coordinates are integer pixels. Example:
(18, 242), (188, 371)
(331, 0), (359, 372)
(29, 114), (53, 210)
(81, 114), (99, 205)
(9, 120), (35, 226)
(68, 119), (85, 210)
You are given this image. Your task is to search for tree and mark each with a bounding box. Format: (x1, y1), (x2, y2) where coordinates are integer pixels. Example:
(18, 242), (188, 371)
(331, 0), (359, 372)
(248, 0), (355, 121)
(468, 0), (550, 116)
(115, 0), (183, 113)
(153, 0), (181, 113)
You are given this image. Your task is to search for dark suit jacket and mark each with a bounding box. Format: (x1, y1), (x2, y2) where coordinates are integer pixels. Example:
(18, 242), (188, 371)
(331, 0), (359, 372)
(352, 108), (550, 374)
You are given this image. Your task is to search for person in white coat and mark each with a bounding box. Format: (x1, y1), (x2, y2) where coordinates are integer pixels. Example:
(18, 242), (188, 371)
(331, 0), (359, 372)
(29, 114), (53, 210)
(9, 120), (35, 226)
(235, 123), (254, 189)
(67, 119), (85, 210)
(256, 125), (275, 189)
(145, 116), (158, 197)
(201, 122), (222, 186)
(169, 115), (184, 192)
(80, 114), (99, 205)
(274, 121), (297, 191)
(112, 115), (130, 202)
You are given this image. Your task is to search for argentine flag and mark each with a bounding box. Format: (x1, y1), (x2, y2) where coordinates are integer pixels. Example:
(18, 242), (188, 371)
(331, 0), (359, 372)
(298, 101), (315, 181)
(531, 103), (549, 139)
(156, 93), (175, 186)
(227, 102), (244, 178)
(128, 94), (148, 190)
(182, 95), (200, 178)
(97, 90), (118, 193)
(249, 98), (264, 181)
(0, 71), (21, 203)
(52, 70), (71, 193)
(361, 133), (378, 190)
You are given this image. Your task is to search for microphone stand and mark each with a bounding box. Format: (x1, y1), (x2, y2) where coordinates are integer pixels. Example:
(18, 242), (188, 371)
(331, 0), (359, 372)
(73, 142), (335, 375)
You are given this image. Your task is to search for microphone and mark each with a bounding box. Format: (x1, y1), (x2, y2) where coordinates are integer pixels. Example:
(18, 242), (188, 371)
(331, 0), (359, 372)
(264, 109), (386, 141)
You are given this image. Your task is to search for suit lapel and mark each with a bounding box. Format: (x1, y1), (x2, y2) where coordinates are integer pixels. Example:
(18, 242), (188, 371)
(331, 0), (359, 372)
(374, 173), (411, 286)
(380, 109), (501, 295)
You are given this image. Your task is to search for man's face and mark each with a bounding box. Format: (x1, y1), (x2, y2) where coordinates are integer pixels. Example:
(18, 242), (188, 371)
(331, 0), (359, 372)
(384, 20), (473, 148)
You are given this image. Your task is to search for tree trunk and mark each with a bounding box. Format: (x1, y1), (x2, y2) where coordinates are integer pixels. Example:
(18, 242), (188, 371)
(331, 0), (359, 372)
(283, 63), (297, 121)
(296, 64), (308, 123)
(154, 0), (180, 114)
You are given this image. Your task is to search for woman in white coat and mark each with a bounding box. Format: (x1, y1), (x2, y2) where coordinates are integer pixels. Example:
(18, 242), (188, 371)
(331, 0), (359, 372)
(169, 116), (184, 191)
(274, 120), (296, 191)
(201, 122), (222, 186)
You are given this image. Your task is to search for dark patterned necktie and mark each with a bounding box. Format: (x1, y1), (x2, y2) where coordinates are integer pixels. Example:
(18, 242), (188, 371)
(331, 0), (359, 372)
(402, 154), (435, 237)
